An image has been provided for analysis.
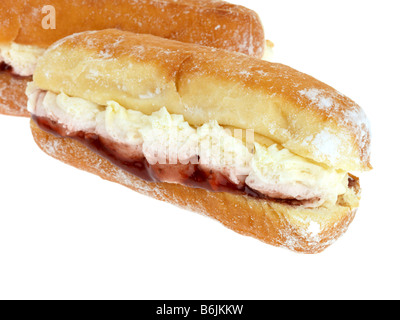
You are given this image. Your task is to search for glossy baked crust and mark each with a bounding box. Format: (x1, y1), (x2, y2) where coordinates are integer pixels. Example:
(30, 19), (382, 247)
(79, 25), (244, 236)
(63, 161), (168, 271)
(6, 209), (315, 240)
(0, 0), (265, 58)
(33, 30), (372, 171)
(31, 120), (361, 254)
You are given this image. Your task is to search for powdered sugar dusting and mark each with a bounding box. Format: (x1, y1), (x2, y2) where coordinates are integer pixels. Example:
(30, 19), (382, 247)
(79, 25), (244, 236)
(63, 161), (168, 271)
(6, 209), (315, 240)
(139, 88), (162, 99)
(0, 73), (30, 116)
(299, 88), (334, 110)
(280, 208), (358, 253)
(311, 129), (343, 163)
(344, 107), (371, 159)
(299, 87), (371, 169)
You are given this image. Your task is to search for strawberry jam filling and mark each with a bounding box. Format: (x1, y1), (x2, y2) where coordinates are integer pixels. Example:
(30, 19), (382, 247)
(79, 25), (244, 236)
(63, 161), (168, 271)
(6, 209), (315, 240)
(32, 115), (354, 206)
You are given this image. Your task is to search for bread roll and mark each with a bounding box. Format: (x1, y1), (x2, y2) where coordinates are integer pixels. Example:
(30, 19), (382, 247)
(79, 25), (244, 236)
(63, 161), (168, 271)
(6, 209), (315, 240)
(0, 0), (265, 57)
(28, 30), (371, 253)
(0, 0), (265, 116)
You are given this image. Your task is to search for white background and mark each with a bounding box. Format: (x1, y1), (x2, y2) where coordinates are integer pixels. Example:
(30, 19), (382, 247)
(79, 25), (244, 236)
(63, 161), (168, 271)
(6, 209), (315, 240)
(0, 0), (399, 300)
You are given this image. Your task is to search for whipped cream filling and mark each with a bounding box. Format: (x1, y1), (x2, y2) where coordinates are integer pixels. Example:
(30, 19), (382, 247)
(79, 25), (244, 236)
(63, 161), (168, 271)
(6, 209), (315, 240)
(262, 40), (275, 61)
(0, 43), (45, 76)
(27, 83), (349, 207)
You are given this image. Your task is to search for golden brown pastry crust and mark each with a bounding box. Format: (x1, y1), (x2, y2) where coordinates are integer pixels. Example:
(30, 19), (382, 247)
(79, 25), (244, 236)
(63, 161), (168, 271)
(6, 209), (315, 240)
(0, 72), (30, 117)
(0, 0), (265, 58)
(31, 120), (361, 254)
(34, 30), (371, 172)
